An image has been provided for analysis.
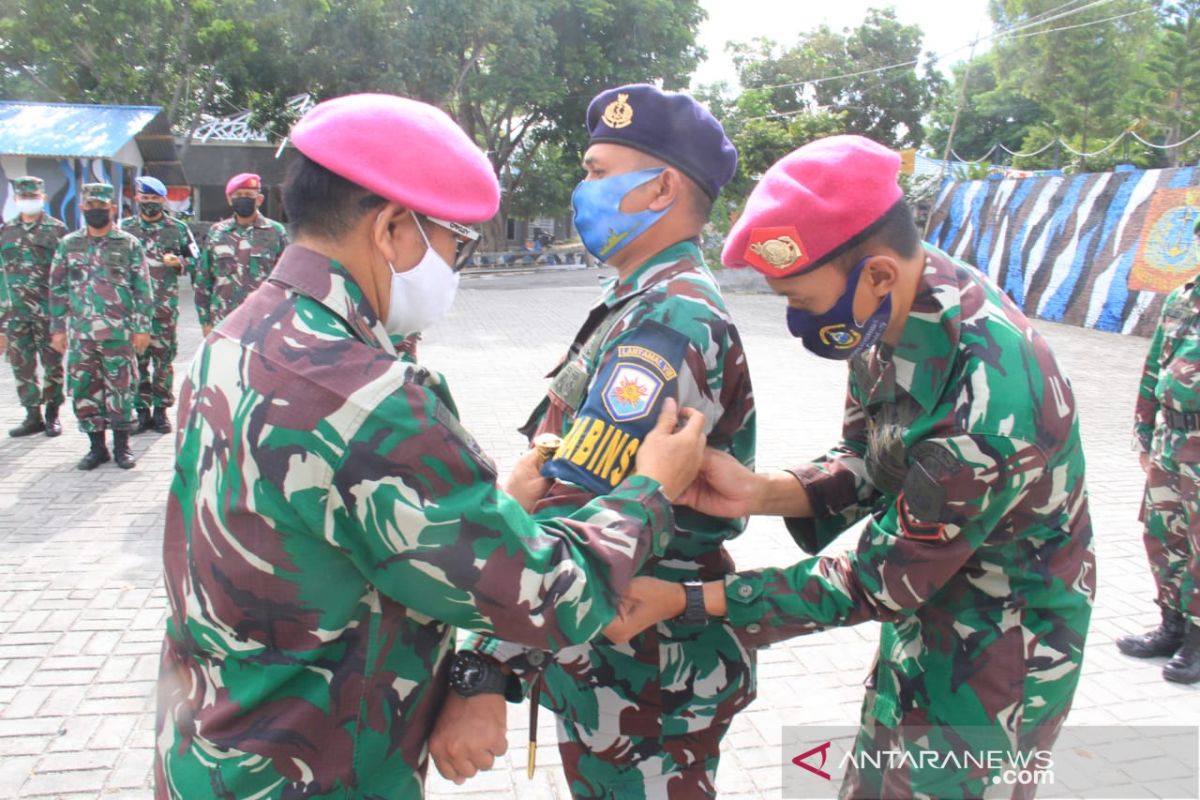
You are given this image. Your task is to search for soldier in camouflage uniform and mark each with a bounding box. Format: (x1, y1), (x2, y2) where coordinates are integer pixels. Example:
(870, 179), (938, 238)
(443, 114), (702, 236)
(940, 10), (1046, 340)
(1118, 212), (1200, 683)
(120, 175), (198, 435)
(0, 176), (67, 437)
(48, 183), (152, 470)
(154, 93), (708, 800)
(436, 84), (756, 799)
(614, 136), (1097, 798)
(193, 172), (288, 334)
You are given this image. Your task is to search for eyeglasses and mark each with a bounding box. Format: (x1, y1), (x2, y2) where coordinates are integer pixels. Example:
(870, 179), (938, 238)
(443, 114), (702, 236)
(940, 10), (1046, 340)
(421, 215), (482, 272)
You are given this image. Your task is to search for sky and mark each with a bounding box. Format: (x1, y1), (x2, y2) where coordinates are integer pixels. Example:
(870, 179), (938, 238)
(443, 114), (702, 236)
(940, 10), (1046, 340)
(693, 0), (996, 89)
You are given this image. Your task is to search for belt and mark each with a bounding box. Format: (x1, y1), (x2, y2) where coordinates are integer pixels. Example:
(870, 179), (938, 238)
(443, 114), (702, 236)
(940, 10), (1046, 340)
(1162, 408), (1200, 430)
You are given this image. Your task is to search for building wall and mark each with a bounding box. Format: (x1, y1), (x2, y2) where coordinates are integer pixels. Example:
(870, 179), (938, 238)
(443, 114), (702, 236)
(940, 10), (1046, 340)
(927, 166), (1200, 337)
(179, 141), (297, 222)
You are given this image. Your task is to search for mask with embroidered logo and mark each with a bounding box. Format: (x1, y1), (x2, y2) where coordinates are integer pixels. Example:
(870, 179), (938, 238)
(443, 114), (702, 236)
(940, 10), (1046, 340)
(571, 168), (673, 262)
(785, 257), (892, 360)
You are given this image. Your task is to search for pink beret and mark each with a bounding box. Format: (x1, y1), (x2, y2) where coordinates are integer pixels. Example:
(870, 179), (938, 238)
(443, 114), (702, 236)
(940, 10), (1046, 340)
(290, 93), (500, 224)
(722, 135), (903, 277)
(225, 173), (261, 196)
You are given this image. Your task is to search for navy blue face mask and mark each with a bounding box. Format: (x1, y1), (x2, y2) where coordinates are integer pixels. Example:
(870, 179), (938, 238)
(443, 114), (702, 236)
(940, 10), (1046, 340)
(785, 257), (892, 360)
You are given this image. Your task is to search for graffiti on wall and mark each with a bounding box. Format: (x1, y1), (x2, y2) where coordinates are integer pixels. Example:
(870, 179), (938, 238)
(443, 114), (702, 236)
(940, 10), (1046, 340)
(926, 166), (1200, 336)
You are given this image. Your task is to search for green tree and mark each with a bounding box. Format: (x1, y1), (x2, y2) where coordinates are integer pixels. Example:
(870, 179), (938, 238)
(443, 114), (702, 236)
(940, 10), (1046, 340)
(926, 52), (1049, 162)
(724, 9), (939, 149)
(990, 0), (1159, 170)
(0, 0), (706, 247)
(1145, 0), (1200, 166)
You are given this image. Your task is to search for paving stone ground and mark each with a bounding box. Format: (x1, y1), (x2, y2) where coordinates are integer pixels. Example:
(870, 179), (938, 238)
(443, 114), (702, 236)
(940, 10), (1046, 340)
(0, 266), (1197, 799)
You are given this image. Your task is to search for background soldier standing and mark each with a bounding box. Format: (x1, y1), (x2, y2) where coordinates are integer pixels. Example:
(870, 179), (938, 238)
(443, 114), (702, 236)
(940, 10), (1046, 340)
(49, 182), (152, 470)
(120, 175), (198, 435)
(0, 176), (67, 437)
(193, 172), (288, 335)
(1119, 213), (1200, 683)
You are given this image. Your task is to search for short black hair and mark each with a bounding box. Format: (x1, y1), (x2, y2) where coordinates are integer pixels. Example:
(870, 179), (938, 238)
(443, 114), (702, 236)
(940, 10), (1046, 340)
(282, 153), (387, 240)
(686, 184), (715, 229)
(829, 200), (921, 271)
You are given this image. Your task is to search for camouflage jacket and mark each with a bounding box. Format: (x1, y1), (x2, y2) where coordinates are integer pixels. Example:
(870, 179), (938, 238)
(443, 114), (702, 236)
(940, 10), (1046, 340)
(0, 213), (67, 324)
(119, 214), (198, 322)
(155, 245), (675, 799)
(194, 213), (288, 327)
(725, 247), (1095, 769)
(48, 227), (152, 342)
(1135, 278), (1200, 463)
(468, 241), (758, 737)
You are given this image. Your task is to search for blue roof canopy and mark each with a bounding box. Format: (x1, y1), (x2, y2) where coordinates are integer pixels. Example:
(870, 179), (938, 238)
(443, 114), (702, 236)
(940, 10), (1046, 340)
(0, 101), (168, 159)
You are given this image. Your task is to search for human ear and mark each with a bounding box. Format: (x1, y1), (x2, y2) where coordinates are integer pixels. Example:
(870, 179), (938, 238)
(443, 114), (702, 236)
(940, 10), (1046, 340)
(646, 168), (683, 212)
(373, 204), (413, 266)
(862, 256), (900, 297)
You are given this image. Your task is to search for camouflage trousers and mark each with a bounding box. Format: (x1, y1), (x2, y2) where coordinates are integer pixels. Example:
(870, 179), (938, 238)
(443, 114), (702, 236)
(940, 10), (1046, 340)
(556, 716), (728, 799)
(136, 315), (178, 410)
(4, 314), (64, 408)
(1139, 457), (1200, 619)
(68, 339), (137, 433)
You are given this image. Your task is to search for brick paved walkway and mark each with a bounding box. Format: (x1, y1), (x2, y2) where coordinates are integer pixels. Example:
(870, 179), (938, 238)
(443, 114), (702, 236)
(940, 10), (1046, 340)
(0, 268), (1196, 798)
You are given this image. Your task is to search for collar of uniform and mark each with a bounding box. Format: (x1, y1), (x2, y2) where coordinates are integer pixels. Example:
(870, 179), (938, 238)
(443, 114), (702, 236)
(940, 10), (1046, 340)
(231, 212), (266, 230)
(603, 240), (702, 307)
(268, 244), (395, 356)
(860, 245), (961, 413)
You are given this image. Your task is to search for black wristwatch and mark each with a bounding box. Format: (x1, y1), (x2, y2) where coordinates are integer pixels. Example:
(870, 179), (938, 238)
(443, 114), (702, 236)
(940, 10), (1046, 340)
(676, 579), (709, 626)
(448, 652), (509, 697)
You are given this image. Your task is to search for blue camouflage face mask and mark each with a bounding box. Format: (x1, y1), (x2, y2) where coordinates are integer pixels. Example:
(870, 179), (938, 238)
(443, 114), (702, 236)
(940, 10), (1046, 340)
(785, 257), (892, 360)
(571, 168), (672, 261)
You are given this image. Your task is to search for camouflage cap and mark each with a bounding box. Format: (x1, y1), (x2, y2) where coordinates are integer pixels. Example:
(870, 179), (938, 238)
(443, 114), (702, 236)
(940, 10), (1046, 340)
(81, 182), (115, 203)
(12, 176), (44, 195)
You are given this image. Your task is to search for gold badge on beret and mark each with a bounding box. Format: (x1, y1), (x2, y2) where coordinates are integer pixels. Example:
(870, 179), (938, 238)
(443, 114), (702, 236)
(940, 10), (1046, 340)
(745, 226), (809, 274)
(602, 93), (634, 129)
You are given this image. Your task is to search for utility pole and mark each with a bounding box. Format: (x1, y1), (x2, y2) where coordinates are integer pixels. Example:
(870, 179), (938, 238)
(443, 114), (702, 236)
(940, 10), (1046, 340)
(924, 32), (980, 239)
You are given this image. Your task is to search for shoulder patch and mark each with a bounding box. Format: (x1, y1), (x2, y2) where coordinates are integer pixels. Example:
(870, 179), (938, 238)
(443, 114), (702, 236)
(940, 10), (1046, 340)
(896, 439), (974, 540)
(544, 320), (690, 495)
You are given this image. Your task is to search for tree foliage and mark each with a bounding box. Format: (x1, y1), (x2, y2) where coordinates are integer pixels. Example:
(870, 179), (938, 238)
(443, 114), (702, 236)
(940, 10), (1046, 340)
(0, 0), (705, 241)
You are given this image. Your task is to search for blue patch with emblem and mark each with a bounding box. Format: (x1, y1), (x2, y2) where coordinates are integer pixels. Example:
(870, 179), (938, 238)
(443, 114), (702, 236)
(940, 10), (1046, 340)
(544, 320), (690, 495)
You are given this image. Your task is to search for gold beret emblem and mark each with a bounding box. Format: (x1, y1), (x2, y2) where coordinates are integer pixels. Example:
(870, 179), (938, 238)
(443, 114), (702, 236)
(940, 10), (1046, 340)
(602, 93), (634, 129)
(749, 235), (802, 269)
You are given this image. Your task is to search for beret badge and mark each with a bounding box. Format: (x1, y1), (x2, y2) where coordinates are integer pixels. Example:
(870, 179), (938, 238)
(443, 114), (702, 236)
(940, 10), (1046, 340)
(602, 93), (634, 129)
(745, 227), (809, 274)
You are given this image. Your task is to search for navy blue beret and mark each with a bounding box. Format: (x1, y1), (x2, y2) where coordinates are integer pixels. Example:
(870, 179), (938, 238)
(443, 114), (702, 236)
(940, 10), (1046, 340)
(135, 176), (168, 196)
(586, 83), (737, 199)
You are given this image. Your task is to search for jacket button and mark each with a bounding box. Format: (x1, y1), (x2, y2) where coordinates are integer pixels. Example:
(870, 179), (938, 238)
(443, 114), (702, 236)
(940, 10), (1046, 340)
(746, 623), (762, 634)
(737, 583), (754, 599)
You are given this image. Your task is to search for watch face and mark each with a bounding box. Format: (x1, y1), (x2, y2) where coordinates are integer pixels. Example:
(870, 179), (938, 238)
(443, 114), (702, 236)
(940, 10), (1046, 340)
(459, 662), (481, 690)
(453, 654), (483, 692)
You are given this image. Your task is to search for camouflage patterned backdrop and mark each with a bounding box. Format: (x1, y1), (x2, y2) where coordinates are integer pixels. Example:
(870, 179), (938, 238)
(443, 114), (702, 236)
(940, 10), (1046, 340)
(927, 166), (1200, 336)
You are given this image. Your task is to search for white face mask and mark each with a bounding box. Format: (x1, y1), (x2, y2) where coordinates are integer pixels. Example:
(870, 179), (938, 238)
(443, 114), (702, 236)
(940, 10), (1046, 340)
(14, 199), (43, 215)
(383, 214), (460, 336)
